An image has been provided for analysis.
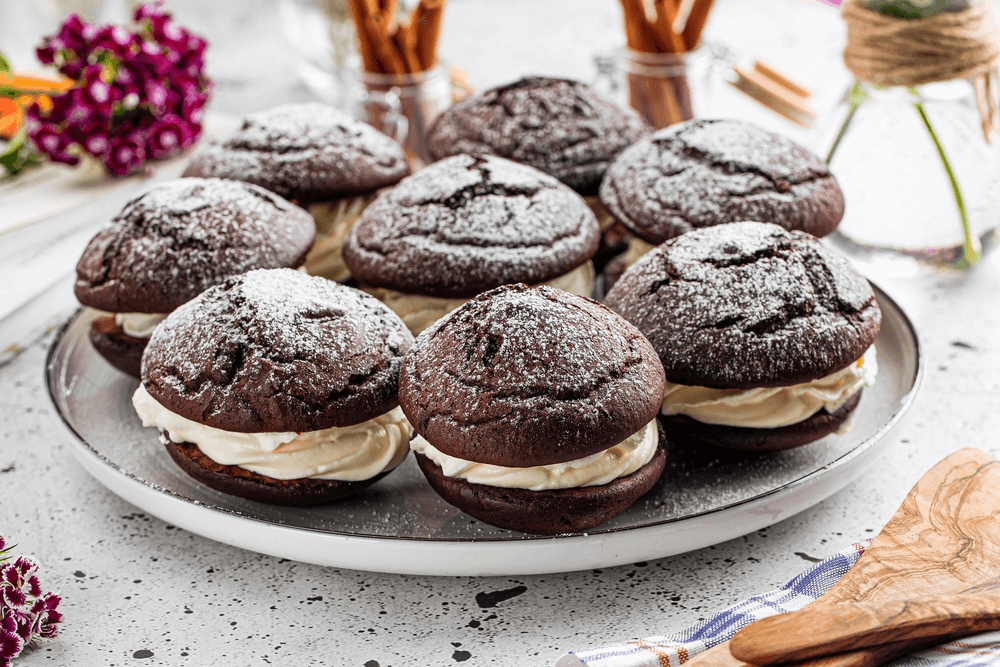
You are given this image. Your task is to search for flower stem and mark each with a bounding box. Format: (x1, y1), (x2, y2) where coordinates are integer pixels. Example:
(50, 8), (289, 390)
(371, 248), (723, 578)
(911, 94), (981, 268)
(826, 80), (868, 165)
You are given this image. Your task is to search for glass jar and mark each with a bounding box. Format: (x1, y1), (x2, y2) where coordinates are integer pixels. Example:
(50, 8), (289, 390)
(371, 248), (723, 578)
(277, 0), (357, 108)
(824, 80), (1000, 268)
(355, 65), (452, 166)
(593, 46), (722, 128)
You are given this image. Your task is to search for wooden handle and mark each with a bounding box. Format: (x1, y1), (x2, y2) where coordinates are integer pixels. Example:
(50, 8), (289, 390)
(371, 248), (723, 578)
(731, 591), (1000, 664)
(682, 449), (1000, 667)
(786, 635), (964, 667)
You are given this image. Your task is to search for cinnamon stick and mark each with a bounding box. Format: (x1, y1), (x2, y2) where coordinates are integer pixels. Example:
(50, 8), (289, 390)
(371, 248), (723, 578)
(681, 0), (714, 50)
(648, 0), (685, 53)
(395, 16), (422, 73)
(347, 0), (379, 71)
(413, 0), (445, 71)
(360, 0), (406, 74)
(620, 0), (658, 52)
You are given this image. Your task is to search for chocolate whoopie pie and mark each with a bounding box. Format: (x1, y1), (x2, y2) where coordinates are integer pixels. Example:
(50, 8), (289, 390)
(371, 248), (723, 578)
(132, 268), (415, 505)
(182, 102), (411, 281)
(399, 284), (668, 535)
(342, 154), (601, 335)
(426, 77), (652, 269)
(600, 119), (845, 275)
(75, 178), (315, 377)
(605, 221), (881, 451)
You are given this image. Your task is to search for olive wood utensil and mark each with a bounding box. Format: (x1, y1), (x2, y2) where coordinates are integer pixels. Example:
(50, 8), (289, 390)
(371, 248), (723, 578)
(730, 587), (1000, 664)
(682, 448), (1000, 667)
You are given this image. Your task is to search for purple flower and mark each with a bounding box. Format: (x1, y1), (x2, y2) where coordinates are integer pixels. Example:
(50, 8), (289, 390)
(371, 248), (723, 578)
(104, 133), (147, 175)
(0, 627), (23, 667)
(147, 114), (191, 157)
(28, 123), (80, 166)
(31, 1), (212, 177)
(30, 594), (62, 640)
(54, 14), (90, 54)
(80, 67), (116, 115)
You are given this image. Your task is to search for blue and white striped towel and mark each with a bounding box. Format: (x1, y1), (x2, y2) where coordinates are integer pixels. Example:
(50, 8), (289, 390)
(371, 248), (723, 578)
(558, 540), (1000, 667)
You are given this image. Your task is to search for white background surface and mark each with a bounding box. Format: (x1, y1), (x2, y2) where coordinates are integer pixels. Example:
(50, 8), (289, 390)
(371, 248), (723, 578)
(2, 0), (999, 665)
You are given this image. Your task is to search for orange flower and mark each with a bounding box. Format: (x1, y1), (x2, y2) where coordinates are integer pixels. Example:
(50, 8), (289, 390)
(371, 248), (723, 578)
(0, 73), (73, 139)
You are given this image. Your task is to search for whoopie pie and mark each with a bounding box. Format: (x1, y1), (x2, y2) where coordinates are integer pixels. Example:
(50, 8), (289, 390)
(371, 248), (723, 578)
(342, 154), (600, 335)
(74, 178), (315, 377)
(132, 268), (415, 505)
(426, 76), (652, 269)
(183, 102), (411, 281)
(600, 119), (845, 272)
(605, 221), (881, 451)
(398, 284), (667, 535)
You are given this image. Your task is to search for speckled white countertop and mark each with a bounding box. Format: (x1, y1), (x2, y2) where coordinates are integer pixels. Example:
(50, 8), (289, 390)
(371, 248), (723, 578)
(3, 0), (1000, 665)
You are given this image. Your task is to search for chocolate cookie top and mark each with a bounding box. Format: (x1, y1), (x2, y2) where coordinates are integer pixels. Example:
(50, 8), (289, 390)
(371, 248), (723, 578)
(343, 154), (600, 298)
(75, 178), (315, 314)
(426, 77), (651, 196)
(604, 222), (881, 389)
(399, 284), (666, 467)
(599, 119), (844, 244)
(182, 102), (410, 203)
(142, 269), (414, 433)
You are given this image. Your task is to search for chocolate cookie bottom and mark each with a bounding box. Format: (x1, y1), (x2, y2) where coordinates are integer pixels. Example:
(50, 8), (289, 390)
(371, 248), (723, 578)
(163, 434), (400, 505)
(659, 391), (863, 452)
(414, 429), (667, 535)
(89, 315), (147, 378)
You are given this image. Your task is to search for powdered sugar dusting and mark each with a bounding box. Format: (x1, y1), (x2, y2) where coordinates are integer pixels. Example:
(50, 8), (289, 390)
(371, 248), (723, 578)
(600, 119), (843, 244)
(605, 222), (881, 388)
(143, 268), (414, 432)
(344, 154), (600, 298)
(75, 178), (315, 313)
(183, 102), (410, 202)
(399, 284), (665, 467)
(427, 77), (651, 196)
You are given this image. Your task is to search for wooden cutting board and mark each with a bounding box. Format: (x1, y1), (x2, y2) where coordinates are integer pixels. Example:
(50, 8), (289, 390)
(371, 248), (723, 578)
(685, 447), (1000, 667)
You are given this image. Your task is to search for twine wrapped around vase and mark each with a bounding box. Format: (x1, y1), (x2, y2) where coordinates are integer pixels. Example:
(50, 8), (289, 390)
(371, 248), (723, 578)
(842, 0), (1000, 140)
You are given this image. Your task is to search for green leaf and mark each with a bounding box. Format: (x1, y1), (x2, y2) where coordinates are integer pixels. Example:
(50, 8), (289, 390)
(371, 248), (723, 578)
(0, 126), (41, 178)
(0, 51), (10, 73)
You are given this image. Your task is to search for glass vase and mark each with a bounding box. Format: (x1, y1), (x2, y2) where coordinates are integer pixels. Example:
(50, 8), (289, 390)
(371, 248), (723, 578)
(824, 80), (1000, 268)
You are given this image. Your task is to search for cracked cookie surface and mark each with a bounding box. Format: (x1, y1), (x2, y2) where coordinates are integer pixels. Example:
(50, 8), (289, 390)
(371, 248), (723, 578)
(398, 284), (666, 467)
(182, 103), (410, 203)
(343, 154), (600, 298)
(426, 77), (651, 196)
(75, 178), (315, 314)
(599, 119), (844, 244)
(142, 269), (414, 433)
(604, 222), (880, 388)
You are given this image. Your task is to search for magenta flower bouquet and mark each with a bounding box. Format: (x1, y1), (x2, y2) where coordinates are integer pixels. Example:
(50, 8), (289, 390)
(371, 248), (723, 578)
(26, 2), (212, 176)
(0, 534), (61, 666)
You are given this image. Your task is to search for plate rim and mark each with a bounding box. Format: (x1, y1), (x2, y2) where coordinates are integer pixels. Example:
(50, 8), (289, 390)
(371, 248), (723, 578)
(44, 284), (922, 573)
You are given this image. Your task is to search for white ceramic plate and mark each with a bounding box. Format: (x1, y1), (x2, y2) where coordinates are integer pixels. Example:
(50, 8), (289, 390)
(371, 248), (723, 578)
(46, 288), (920, 576)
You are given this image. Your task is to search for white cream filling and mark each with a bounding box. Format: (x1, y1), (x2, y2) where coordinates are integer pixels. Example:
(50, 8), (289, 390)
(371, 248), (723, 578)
(623, 237), (658, 269)
(411, 419), (659, 491)
(303, 195), (374, 282)
(583, 196), (616, 231)
(661, 346), (878, 429)
(131, 384), (411, 481)
(114, 312), (168, 339)
(366, 260), (596, 335)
